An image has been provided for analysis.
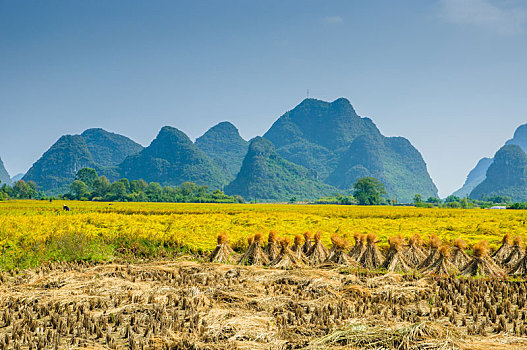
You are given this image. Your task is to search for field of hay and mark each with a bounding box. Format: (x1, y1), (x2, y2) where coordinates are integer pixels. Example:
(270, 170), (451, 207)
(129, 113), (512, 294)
(1, 200), (527, 270)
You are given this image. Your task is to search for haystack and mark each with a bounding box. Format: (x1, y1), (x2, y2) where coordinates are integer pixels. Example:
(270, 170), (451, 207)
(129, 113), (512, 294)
(402, 234), (427, 268)
(359, 233), (384, 269)
(503, 237), (524, 268)
(327, 235), (357, 265)
(291, 235), (309, 263)
(422, 245), (456, 276)
(269, 239), (304, 269)
(460, 241), (505, 277)
(302, 231), (313, 254)
(238, 233), (270, 266)
(348, 233), (366, 261)
(307, 232), (329, 265)
(209, 233), (236, 264)
(492, 234), (513, 264)
(381, 236), (411, 272)
(417, 235), (441, 270)
(449, 238), (470, 269)
(265, 231), (281, 261)
(509, 246), (527, 276)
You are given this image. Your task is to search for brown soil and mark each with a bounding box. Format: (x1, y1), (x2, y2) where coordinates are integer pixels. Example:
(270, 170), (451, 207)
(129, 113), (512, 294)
(1, 260), (527, 349)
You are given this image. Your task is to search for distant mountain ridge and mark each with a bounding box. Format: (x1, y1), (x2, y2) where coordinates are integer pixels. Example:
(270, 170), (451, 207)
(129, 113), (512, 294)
(264, 98), (438, 202)
(16, 98), (440, 201)
(195, 122), (248, 180)
(470, 145), (527, 201)
(0, 157), (11, 186)
(225, 137), (336, 202)
(452, 157), (493, 198)
(453, 123), (527, 200)
(23, 129), (143, 194)
(119, 126), (229, 189)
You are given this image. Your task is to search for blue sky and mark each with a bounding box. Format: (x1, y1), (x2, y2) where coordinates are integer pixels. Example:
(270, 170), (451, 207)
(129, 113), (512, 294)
(1, 0), (527, 196)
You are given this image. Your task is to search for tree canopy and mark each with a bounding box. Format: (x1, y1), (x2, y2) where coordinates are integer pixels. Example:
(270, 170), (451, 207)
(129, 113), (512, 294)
(353, 177), (386, 205)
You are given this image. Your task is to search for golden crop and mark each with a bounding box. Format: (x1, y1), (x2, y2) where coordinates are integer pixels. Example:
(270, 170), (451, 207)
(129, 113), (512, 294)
(0, 200), (526, 269)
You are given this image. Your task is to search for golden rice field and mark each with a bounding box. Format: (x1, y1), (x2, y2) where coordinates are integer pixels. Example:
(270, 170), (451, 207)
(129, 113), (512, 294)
(0, 200), (526, 269)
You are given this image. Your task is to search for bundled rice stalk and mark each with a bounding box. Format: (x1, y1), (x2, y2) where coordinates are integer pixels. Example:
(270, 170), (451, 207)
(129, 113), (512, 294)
(402, 234), (427, 268)
(264, 230), (281, 261)
(509, 245), (527, 276)
(291, 234), (309, 263)
(359, 233), (384, 269)
(492, 233), (513, 265)
(422, 245), (456, 276)
(449, 238), (470, 268)
(460, 241), (505, 277)
(270, 238), (304, 269)
(503, 236), (524, 269)
(417, 235), (441, 270)
(302, 231), (313, 254)
(307, 231), (329, 265)
(209, 233), (237, 264)
(327, 235), (357, 265)
(348, 233), (366, 261)
(381, 235), (411, 272)
(238, 233), (270, 266)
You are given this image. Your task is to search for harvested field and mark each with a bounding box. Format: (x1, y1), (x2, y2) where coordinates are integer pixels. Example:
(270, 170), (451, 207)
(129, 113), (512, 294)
(1, 259), (527, 349)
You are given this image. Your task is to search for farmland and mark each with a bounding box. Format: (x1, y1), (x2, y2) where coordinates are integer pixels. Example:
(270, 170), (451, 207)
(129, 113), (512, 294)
(1, 200), (527, 349)
(1, 200), (527, 270)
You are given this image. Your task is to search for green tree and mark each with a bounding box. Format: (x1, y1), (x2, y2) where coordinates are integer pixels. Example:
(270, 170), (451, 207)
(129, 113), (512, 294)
(12, 180), (37, 199)
(413, 194), (423, 205)
(75, 168), (98, 189)
(107, 181), (127, 201)
(92, 176), (111, 198)
(353, 177), (386, 205)
(426, 197), (442, 204)
(146, 182), (163, 201)
(445, 195), (460, 203)
(130, 179), (148, 193)
(70, 180), (89, 200)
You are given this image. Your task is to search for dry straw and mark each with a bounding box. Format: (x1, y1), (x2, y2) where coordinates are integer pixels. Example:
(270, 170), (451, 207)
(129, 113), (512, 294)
(359, 233), (384, 269)
(381, 235), (411, 272)
(403, 234), (427, 268)
(492, 233), (513, 264)
(307, 231), (329, 265)
(209, 233), (236, 264)
(238, 233), (269, 266)
(460, 241), (504, 277)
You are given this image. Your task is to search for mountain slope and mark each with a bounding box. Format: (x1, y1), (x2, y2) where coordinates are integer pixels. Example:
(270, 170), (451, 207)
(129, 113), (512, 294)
(195, 122), (248, 179)
(470, 145), (527, 201)
(263, 98), (438, 202)
(11, 173), (24, 182)
(505, 124), (527, 152)
(23, 129), (143, 194)
(453, 123), (527, 198)
(225, 137), (336, 202)
(119, 126), (229, 188)
(0, 157), (11, 186)
(81, 128), (143, 167)
(452, 157), (493, 198)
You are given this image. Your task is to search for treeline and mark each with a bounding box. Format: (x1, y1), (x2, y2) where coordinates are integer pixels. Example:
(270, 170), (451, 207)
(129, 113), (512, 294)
(311, 177), (515, 209)
(63, 168), (244, 203)
(0, 168), (244, 203)
(0, 180), (40, 200)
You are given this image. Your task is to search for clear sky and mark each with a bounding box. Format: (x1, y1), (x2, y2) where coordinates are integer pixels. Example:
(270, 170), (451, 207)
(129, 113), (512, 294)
(1, 0), (526, 197)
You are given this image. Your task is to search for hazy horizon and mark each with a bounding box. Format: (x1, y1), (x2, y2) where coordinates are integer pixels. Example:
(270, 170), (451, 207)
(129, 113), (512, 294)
(2, 0), (527, 197)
